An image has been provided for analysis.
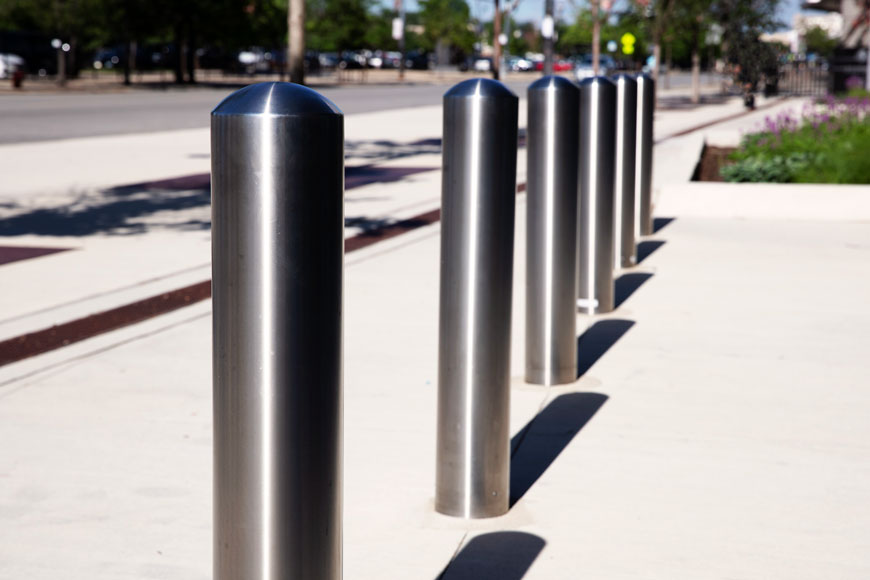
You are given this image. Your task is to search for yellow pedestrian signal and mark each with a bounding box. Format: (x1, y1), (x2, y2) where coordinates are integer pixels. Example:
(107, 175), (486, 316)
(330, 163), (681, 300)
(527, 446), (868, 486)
(621, 32), (636, 55)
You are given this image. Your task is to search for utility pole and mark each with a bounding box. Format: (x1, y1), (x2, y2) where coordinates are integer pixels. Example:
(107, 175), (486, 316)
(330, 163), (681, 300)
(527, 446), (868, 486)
(288, 0), (305, 84)
(493, 0), (502, 80)
(542, 0), (555, 75)
(393, 0), (406, 81)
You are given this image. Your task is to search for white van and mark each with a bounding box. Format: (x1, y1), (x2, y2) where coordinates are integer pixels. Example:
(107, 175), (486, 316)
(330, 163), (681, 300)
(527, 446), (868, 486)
(0, 53), (25, 79)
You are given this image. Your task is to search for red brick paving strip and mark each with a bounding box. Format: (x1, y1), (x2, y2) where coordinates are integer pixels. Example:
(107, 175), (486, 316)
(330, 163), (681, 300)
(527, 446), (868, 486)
(1, 95), (771, 369)
(0, 246), (69, 266)
(0, 179), (557, 367)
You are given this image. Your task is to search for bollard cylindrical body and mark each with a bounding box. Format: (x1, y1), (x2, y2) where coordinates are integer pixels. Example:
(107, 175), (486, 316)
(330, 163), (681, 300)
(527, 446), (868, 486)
(636, 73), (655, 237)
(613, 74), (638, 269)
(577, 76), (617, 315)
(526, 76), (580, 385)
(211, 82), (343, 580)
(436, 79), (518, 518)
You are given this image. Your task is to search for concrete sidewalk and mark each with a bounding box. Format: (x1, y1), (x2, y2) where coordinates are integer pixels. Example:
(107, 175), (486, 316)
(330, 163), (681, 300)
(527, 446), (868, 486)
(1, 90), (869, 579)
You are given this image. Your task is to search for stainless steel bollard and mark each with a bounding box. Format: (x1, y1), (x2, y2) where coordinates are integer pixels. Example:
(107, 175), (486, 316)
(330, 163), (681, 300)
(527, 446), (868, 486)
(577, 76), (617, 315)
(526, 76), (580, 385)
(636, 73), (655, 237)
(211, 82), (343, 580)
(436, 78), (518, 518)
(613, 74), (638, 269)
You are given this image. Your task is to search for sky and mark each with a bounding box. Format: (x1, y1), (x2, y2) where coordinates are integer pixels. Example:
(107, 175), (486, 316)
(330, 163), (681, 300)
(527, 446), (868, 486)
(388, 0), (809, 31)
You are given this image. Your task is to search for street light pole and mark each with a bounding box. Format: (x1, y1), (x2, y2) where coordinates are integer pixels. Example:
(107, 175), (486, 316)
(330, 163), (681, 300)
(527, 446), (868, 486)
(542, 0), (554, 75)
(493, 0), (502, 81)
(288, 0), (305, 84)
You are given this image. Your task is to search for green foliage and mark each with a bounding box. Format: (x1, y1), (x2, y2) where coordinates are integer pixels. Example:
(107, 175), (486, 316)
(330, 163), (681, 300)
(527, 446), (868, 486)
(307, 0), (372, 51)
(720, 152), (811, 182)
(417, 0), (474, 54)
(804, 25), (837, 58)
(558, 6), (650, 61)
(722, 99), (870, 184)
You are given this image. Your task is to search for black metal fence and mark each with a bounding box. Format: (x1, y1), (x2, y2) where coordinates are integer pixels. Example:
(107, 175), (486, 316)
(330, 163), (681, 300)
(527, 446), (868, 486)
(777, 61), (830, 97)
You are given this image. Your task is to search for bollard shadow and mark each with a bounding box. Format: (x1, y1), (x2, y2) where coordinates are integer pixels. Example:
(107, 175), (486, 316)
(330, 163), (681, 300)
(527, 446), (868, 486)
(636, 240), (665, 264)
(615, 273), (653, 309)
(509, 393), (609, 506)
(653, 217), (676, 233)
(436, 532), (545, 580)
(575, 319), (635, 378)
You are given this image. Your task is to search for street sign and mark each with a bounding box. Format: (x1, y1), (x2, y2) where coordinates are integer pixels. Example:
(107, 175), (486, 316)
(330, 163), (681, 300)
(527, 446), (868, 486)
(621, 32), (636, 55)
(542, 15), (554, 39)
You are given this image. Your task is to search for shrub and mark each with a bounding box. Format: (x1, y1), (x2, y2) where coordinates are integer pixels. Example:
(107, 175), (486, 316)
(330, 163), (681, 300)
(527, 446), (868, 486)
(722, 96), (870, 184)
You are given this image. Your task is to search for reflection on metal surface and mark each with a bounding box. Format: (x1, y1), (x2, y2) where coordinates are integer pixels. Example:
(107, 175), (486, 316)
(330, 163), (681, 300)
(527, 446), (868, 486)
(212, 82), (343, 580)
(577, 76), (617, 315)
(636, 74), (655, 237)
(525, 76), (579, 386)
(613, 74), (638, 269)
(436, 79), (518, 519)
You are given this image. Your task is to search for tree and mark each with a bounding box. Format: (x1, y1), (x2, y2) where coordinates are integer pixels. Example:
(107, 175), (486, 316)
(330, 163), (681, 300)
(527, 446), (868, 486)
(670, 0), (713, 103)
(711, 0), (782, 90)
(804, 25), (837, 58)
(418, 0), (474, 65)
(307, 0), (372, 51)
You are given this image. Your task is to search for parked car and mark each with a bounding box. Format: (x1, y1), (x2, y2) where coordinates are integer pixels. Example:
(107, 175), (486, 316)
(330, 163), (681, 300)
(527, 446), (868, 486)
(92, 48), (121, 70)
(404, 50), (431, 70)
(0, 53), (25, 79)
(338, 51), (367, 69)
(507, 56), (533, 72)
(574, 54), (616, 80)
(641, 55), (667, 75)
(473, 57), (492, 72)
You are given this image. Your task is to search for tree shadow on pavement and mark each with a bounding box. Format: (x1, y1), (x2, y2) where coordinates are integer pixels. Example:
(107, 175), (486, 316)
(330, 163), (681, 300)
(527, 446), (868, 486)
(509, 393), (609, 506)
(656, 93), (735, 111)
(0, 166), (435, 237)
(436, 532), (545, 580)
(345, 138), (442, 163)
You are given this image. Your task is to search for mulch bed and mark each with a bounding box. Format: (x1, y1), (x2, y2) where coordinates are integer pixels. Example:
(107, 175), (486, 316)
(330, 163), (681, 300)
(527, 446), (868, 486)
(692, 145), (736, 182)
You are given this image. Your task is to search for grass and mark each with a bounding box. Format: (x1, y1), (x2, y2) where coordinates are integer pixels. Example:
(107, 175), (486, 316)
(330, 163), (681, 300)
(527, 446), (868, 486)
(722, 95), (870, 184)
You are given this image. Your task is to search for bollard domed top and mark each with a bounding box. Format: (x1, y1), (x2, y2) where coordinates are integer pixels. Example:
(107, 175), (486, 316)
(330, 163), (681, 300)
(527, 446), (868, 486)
(577, 76), (616, 90)
(612, 73), (638, 86)
(636, 73), (654, 86)
(528, 75), (579, 93)
(444, 78), (517, 100)
(212, 82), (342, 117)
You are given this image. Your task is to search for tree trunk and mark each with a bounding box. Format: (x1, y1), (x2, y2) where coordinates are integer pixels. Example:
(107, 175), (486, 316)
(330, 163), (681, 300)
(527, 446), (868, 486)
(436, 39), (450, 67)
(123, 40), (135, 86)
(665, 42), (672, 90)
(492, 0), (501, 81)
(288, 0), (306, 84)
(173, 24), (184, 84)
(592, 0), (600, 75)
(186, 22), (196, 84)
(691, 47), (701, 104)
(652, 42), (661, 83)
(56, 47), (66, 86)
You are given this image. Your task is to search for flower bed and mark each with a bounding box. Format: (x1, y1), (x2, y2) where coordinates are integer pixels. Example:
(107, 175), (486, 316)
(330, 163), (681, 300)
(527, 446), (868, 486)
(721, 95), (870, 184)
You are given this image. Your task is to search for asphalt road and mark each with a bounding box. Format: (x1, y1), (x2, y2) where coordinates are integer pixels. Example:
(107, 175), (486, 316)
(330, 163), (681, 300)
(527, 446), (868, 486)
(0, 79), (533, 144)
(0, 71), (716, 144)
